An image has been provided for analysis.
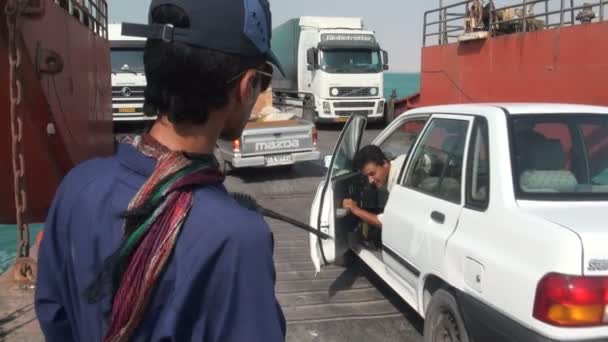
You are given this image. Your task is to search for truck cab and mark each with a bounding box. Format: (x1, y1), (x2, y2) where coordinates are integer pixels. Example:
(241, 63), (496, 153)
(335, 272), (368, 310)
(310, 104), (608, 342)
(272, 17), (388, 124)
(108, 24), (152, 124)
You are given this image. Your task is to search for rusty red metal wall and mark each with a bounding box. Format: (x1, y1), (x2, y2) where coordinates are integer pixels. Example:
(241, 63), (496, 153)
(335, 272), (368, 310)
(1, 0), (113, 224)
(396, 21), (608, 114)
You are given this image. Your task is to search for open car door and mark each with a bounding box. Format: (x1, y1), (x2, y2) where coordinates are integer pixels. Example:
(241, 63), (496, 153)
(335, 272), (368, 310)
(310, 114), (367, 273)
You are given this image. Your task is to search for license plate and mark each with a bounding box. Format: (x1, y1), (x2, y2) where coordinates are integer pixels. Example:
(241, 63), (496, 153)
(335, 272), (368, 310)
(265, 154), (293, 166)
(335, 117), (349, 122)
(118, 107), (136, 113)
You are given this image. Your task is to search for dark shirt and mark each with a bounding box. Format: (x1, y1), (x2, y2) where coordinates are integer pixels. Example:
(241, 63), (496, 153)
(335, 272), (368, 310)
(35, 143), (286, 341)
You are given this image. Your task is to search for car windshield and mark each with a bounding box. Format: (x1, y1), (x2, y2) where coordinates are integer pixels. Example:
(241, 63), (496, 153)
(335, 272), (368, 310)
(111, 49), (145, 73)
(319, 49), (382, 73)
(511, 114), (608, 199)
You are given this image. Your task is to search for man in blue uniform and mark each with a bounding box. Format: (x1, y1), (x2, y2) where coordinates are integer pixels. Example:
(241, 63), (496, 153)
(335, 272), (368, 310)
(34, 0), (286, 341)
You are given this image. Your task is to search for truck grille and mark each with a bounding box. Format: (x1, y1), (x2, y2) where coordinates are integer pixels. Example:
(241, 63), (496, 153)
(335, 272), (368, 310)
(333, 102), (375, 108)
(112, 86), (145, 99)
(332, 87), (377, 97)
(336, 110), (373, 117)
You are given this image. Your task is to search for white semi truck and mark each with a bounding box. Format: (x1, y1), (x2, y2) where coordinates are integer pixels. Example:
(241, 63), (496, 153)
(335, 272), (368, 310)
(109, 23), (152, 124)
(271, 17), (389, 124)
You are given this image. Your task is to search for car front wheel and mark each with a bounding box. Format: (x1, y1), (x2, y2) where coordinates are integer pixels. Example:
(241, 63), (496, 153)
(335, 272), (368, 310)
(423, 289), (470, 342)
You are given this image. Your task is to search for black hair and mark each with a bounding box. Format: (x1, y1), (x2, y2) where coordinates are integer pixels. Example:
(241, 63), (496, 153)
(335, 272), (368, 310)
(354, 145), (388, 171)
(143, 4), (265, 125)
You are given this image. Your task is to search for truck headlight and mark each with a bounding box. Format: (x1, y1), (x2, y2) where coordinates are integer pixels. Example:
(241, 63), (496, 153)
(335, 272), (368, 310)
(323, 102), (331, 114)
(377, 100), (385, 114)
(331, 88), (339, 96)
(370, 88), (378, 96)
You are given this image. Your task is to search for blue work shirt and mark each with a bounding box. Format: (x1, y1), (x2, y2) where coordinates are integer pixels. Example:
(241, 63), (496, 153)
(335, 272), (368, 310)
(35, 143), (286, 341)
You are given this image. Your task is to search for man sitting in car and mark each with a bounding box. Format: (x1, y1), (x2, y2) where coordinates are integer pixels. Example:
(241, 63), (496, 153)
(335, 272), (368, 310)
(342, 145), (407, 228)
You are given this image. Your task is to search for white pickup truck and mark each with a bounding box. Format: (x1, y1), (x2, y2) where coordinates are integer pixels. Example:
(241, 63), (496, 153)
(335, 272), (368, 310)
(310, 104), (608, 342)
(215, 118), (320, 171)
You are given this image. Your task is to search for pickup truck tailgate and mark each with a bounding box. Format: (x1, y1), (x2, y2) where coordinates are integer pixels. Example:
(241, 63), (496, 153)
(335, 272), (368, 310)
(240, 120), (314, 155)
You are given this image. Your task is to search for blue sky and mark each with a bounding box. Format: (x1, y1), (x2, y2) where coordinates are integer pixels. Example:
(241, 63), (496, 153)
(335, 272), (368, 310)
(107, 0), (430, 72)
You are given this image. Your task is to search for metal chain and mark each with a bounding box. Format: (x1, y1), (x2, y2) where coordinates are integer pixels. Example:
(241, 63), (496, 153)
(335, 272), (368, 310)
(6, 0), (35, 284)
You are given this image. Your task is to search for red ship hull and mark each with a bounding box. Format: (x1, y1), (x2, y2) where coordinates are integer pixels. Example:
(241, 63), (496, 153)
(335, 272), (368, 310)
(1, 0), (113, 224)
(395, 20), (608, 114)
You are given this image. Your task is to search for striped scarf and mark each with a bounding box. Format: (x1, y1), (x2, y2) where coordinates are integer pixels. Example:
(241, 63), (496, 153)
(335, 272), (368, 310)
(104, 134), (224, 342)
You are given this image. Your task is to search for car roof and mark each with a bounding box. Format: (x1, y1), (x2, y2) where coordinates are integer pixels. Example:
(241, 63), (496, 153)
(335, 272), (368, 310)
(405, 103), (608, 117)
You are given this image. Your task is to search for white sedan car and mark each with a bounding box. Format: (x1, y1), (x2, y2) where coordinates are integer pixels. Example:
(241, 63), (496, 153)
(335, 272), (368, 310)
(310, 104), (608, 342)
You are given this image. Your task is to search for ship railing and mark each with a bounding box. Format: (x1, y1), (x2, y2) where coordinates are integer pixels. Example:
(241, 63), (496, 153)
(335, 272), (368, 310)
(53, 0), (108, 39)
(424, 0), (608, 47)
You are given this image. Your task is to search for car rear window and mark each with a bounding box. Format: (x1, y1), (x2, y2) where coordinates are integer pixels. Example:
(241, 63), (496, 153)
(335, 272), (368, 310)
(511, 114), (608, 199)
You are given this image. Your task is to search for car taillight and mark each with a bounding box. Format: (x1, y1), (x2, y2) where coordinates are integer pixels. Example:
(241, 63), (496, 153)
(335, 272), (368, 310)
(312, 128), (318, 147)
(533, 273), (608, 327)
(232, 139), (241, 153)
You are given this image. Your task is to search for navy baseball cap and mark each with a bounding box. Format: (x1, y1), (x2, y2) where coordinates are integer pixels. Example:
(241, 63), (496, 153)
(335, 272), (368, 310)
(121, 0), (284, 75)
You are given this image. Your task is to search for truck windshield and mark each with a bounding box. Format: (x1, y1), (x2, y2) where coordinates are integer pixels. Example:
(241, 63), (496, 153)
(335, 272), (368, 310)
(111, 48), (145, 74)
(319, 49), (382, 73)
(511, 115), (608, 200)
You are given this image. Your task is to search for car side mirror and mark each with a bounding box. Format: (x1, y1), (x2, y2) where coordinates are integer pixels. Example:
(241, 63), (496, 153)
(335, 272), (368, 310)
(323, 155), (332, 169)
(382, 50), (389, 70)
(307, 48), (318, 70)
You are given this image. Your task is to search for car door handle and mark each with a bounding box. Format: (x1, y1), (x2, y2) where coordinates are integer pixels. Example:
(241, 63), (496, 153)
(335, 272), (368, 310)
(430, 211), (445, 224)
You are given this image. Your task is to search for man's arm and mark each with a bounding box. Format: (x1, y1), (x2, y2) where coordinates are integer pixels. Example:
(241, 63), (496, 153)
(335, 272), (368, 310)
(35, 183), (76, 342)
(343, 199), (382, 228)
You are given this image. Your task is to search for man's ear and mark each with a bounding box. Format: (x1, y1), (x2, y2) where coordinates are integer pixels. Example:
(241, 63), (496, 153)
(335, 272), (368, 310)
(237, 69), (258, 103)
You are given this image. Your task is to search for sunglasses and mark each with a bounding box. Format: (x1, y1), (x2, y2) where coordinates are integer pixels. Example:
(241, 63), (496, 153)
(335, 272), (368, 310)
(227, 62), (273, 92)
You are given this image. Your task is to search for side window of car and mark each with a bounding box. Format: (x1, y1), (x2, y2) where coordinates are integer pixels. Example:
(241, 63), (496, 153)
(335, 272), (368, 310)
(404, 118), (469, 203)
(466, 117), (490, 210)
(378, 118), (428, 161)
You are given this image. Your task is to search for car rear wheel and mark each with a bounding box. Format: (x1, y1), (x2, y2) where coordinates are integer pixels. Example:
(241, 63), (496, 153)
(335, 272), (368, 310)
(424, 289), (470, 342)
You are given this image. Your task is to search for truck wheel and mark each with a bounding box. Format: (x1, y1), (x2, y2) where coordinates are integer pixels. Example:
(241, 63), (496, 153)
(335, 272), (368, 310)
(383, 103), (394, 125)
(383, 111), (391, 125)
(424, 289), (470, 342)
